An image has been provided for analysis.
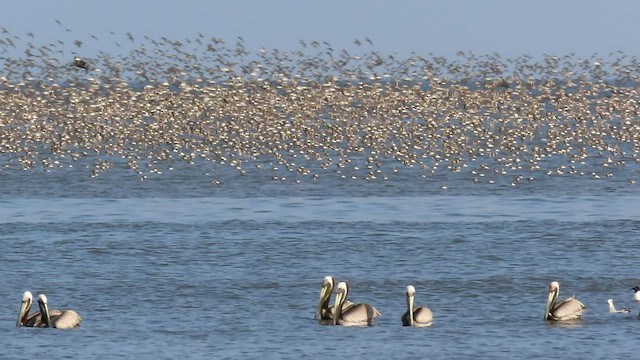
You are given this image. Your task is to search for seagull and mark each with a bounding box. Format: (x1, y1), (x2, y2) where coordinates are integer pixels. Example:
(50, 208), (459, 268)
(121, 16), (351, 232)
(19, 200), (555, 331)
(630, 286), (640, 303)
(607, 299), (630, 314)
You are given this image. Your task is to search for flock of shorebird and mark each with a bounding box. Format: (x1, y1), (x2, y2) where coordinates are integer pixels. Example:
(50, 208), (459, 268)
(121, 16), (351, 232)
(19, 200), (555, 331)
(316, 277), (640, 327)
(0, 27), (640, 186)
(16, 291), (81, 329)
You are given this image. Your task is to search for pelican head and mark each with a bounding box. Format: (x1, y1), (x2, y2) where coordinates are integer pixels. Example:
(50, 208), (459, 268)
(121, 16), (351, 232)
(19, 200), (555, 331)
(332, 282), (349, 325)
(16, 291), (33, 327)
(37, 294), (52, 328)
(406, 285), (416, 327)
(545, 281), (560, 320)
(315, 276), (335, 320)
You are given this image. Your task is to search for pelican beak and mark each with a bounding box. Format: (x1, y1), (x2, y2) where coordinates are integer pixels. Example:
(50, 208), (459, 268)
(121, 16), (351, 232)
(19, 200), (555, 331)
(333, 289), (345, 326)
(315, 283), (331, 320)
(545, 289), (556, 320)
(407, 292), (415, 327)
(37, 295), (51, 328)
(16, 299), (30, 327)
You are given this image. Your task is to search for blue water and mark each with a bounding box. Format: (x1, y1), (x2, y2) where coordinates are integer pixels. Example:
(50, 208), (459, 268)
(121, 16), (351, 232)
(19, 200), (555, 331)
(2, 164), (640, 358)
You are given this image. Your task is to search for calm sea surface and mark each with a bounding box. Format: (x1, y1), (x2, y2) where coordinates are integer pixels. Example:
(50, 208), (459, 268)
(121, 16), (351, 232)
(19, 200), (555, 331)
(2, 162), (640, 359)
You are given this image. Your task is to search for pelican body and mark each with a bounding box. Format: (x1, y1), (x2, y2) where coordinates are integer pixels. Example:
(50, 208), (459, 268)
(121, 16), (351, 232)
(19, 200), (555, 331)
(38, 294), (82, 329)
(402, 285), (433, 327)
(544, 281), (585, 321)
(607, 299), (630, 314)
(332, 282), (380, 326)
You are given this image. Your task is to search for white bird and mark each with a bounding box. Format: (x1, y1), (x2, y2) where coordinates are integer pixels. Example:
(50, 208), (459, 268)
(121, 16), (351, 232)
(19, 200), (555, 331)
(544, 281), (586, 321)
(401, 285), (433, 327)
(607, 299), (630, 314)
(630, 286), (640, 303)
(37, 294), (82, 329)
(332, 282), (380, 326)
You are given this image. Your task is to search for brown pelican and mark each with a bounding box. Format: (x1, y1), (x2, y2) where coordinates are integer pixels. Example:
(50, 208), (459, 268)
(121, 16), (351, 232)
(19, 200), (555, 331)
(315, 276), (336, 320)
(332, 282), (380, 326)
(607, 299), (630, 314)
(16, 291), (41, 327)
(17, 291), (63, 327)
(544, 281), (586, 321)
(401, 285), (433, 327)
(314, 276), (354, 322)
(38, 294), (82, 329)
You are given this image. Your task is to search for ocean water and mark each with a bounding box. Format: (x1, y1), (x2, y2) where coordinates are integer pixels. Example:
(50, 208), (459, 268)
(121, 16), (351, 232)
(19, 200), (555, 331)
(1, 162), (640, 359)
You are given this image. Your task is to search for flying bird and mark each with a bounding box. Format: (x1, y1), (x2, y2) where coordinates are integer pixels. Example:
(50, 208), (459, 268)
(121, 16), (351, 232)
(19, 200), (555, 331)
(72, 56), (89, 71)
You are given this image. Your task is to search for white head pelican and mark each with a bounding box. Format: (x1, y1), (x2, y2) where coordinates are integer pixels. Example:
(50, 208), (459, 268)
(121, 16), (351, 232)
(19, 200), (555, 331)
(607, 299), (630, 314)
(17, 291), (64, 327)
(16, 291), (40, 327)
(401, 285), (433, 327)
(315, 276), (336, 320)
(332, 282), (380, 326)
(38, 294), (82, 329)
(544, 281), (585, 321)
(315, 276), (355, 322)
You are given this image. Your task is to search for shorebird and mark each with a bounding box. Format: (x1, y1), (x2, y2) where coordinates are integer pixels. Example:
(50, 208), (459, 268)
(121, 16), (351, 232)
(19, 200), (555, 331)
(72, 56), (89, 71)
(544, 281), (586, 321)
(401, 285), (433, 327)
(332, 282), (380, 326)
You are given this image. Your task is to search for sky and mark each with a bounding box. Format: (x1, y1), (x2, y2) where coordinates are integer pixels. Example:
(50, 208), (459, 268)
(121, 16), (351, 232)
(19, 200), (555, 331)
(2, 0), (640, 59)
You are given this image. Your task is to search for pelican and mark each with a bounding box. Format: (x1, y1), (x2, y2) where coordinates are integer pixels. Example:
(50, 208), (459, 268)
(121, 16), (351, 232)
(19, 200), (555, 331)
(314, 276), (354, 321)
(401, 285), (433, 327)
(630, 286), (640, 303)
(607, 299), (630, 314)
(315, 276), (336, 320)
(544, 281), (586, 321)
(38, 294), (82, 329)
(16, 291), (41, 327)
(17, 291), (63, 327)
(332, 282), (380, 326)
